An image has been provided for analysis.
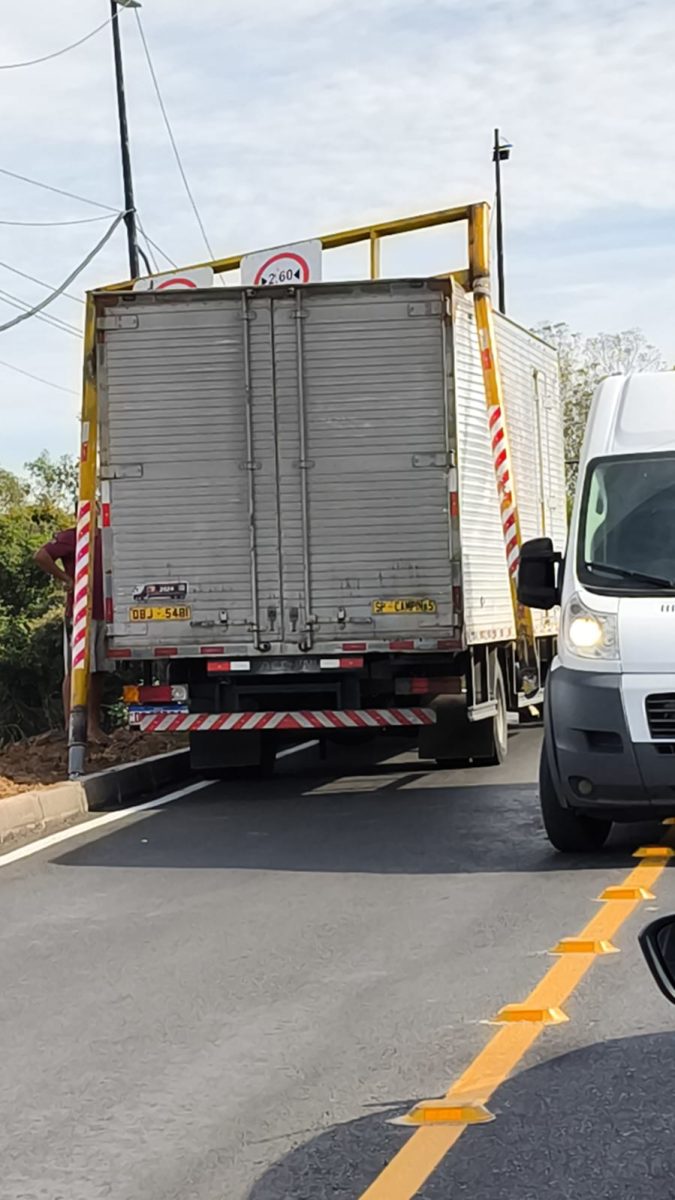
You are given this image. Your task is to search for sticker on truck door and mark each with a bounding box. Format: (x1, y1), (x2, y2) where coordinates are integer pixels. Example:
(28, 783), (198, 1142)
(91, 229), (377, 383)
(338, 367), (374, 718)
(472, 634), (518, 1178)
(132, 581), (189, 603)
(371, 598), (437, 615)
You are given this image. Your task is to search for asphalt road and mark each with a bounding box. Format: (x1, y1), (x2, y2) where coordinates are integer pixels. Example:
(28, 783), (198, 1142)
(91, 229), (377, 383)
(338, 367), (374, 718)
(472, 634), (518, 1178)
(3, 729), (675, 1199)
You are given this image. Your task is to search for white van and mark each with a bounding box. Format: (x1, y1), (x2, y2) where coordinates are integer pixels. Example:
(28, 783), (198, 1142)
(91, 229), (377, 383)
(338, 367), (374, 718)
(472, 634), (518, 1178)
(519, 372), (675, 851)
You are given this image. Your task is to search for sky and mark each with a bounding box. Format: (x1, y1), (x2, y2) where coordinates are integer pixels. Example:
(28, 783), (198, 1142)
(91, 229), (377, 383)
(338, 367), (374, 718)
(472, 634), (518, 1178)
(1, 0), (674, 472)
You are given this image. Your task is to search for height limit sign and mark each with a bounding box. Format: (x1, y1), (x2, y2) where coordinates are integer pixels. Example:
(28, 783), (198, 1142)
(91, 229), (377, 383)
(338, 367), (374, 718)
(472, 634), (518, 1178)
(241, 239), (322, 287)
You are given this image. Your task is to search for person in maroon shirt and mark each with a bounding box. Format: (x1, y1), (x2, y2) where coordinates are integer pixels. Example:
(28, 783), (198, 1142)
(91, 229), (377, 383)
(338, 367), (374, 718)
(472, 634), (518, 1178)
(34, 524), (109, 741)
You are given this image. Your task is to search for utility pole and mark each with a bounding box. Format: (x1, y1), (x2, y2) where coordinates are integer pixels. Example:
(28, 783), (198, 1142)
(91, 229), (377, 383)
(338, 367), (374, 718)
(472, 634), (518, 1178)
(110, 0), (140, 279)
(492, 128), (511, 314)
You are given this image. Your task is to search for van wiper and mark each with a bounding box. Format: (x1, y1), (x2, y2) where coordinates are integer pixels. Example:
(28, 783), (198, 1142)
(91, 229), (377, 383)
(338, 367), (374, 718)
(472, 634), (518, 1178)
(585, 561), (674, 588)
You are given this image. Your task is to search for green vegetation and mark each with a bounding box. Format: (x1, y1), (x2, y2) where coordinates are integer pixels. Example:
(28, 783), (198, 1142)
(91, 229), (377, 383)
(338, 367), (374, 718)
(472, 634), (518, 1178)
(0, 454), (76, 745)
(535, 324), (665, 498)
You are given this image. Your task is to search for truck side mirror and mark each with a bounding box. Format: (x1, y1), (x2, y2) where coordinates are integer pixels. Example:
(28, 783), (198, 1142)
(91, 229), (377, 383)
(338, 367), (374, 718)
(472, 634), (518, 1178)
(517, 537), (561, 611)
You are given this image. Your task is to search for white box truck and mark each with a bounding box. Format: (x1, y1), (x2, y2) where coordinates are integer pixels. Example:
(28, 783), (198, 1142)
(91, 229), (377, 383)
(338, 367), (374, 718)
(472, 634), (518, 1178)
(94, 275), (565, 772)
(519, 372), (675, 851)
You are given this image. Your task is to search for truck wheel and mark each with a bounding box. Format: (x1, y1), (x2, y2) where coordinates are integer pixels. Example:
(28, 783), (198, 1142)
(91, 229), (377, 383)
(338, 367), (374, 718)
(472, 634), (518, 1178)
(540, 746), (611, 853)
(477, 663), (508, 766)
(433, 665), (508, 768)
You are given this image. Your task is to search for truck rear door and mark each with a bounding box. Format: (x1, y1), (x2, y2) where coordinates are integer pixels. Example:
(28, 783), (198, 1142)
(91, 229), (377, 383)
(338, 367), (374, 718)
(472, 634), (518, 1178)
(98, 281), (457, 659)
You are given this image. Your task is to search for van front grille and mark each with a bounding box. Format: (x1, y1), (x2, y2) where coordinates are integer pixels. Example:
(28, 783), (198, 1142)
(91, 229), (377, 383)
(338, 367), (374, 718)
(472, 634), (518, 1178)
(646, 694), (675, 739)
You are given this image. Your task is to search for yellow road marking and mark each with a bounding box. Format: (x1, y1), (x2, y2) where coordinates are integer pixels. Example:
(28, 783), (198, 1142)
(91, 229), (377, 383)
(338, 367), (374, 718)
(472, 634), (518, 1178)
(634, 845), (675, 859)
(358, 856), (669, 1200)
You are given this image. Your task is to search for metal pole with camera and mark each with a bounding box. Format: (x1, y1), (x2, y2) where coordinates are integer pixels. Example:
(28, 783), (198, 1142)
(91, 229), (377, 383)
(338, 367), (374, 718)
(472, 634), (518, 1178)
(492, 128), (512, 314)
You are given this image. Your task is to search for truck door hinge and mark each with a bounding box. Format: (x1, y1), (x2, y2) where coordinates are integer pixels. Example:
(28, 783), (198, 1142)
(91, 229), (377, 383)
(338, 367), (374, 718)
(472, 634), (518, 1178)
(412, 451), (455, 469)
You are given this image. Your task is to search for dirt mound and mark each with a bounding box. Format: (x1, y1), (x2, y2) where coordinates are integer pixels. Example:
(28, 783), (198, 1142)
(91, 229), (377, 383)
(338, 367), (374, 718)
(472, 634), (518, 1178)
(0, 729), (187, 798)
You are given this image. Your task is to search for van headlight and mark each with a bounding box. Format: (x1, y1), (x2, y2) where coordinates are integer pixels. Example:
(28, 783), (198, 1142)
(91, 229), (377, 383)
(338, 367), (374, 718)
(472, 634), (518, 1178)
(563, 596), (619, 660)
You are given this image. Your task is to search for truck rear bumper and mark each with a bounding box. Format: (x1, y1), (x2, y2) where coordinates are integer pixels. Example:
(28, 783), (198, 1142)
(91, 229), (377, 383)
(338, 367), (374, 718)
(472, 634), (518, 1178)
(131, 707), (436, 734)
(547, 665), (675, 816)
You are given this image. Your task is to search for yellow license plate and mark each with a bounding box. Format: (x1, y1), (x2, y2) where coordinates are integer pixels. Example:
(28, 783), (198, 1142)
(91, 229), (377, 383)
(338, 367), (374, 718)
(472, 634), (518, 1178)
(129, 605), (192, 622)
(371, 598), (437, 615)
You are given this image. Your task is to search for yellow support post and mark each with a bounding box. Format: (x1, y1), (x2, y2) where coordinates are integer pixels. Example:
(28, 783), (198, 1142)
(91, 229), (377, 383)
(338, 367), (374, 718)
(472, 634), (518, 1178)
(94, 199), (536, 677)
(468, 203), (536, 670)
(68, 293), (98, 777)
(369, 233), (381, 280)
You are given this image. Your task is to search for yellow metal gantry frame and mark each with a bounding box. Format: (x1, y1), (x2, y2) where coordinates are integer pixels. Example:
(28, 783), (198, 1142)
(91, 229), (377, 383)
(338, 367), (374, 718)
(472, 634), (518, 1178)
(68, 202), (535, 776)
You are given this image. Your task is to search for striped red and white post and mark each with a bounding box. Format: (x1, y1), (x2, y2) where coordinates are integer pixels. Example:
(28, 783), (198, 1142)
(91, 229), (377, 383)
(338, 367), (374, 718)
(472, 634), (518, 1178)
(488, 402), (519, 577)
(71, 499), (93, 673)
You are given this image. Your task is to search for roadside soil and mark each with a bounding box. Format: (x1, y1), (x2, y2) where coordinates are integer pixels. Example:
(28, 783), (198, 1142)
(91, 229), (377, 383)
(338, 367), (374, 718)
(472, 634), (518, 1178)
(0, 729), (187, 798)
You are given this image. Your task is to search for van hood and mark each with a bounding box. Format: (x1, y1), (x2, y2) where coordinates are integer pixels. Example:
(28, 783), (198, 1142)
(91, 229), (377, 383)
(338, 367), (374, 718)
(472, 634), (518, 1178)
(619, 598), (675, 673)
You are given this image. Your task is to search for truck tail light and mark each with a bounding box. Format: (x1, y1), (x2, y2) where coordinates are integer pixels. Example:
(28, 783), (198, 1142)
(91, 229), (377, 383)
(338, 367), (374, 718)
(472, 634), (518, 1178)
(319, 658), (364, 669)
(105, 597), (114, 623)
(207, 660), (251, 673)
(123, 685), (190, 704)
(396, 676), (461, 696)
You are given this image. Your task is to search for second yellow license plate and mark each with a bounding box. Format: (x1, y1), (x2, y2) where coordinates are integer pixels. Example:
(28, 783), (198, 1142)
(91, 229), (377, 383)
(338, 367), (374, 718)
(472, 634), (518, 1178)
(129, 605), (192, 622)
(371, 598), (437, 615)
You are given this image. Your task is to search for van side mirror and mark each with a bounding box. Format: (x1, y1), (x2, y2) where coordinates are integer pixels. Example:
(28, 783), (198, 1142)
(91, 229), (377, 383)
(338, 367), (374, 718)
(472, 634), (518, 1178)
(640, 916), (675, 1005)
(517, 537), (561, 611)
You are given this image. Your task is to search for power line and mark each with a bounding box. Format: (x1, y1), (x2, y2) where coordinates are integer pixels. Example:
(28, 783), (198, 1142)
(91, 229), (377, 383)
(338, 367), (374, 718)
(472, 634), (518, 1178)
(0, 168), (173, 273)
(0, 211), (126, 334)
(0, 259), (85, 305)
(0, 14), (114, 71)
(0, 166), (118, 213)
(0, 288), (81, 338)
(134, 11), (216, 260)
(139, 230), (160, 274)
(0, 213), (115, 228)
(0, 357), (78, 394)
(136, 220), (178, 269)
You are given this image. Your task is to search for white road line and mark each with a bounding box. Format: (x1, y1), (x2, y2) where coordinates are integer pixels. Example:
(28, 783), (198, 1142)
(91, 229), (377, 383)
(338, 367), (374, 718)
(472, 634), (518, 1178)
(277, 739), (318, 759)
(0, 779), (212, 869)
(0, 740), (319, 869)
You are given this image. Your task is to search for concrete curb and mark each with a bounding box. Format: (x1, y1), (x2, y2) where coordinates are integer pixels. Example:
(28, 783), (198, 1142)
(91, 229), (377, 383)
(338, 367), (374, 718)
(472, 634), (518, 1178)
(0, 748), (191, 843)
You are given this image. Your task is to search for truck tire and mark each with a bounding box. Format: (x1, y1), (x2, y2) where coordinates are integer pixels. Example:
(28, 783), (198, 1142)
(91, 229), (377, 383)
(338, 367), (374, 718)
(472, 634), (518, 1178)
(539, 745), (611, 853)
(475, 663), (508, 766)
(433, 664), (508, 768)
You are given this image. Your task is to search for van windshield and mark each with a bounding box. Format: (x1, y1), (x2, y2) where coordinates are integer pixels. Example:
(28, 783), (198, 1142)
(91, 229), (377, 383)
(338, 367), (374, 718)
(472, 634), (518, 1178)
(578, 453), (675, 592)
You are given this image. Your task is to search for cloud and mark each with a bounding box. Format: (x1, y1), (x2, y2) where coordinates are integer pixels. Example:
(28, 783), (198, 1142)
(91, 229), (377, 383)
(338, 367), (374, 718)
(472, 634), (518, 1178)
(0, 0), (673, 467)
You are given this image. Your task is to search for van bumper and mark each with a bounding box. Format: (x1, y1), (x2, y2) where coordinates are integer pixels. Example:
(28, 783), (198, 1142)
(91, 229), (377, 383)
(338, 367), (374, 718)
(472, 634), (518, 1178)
(546, 665), (675, 818)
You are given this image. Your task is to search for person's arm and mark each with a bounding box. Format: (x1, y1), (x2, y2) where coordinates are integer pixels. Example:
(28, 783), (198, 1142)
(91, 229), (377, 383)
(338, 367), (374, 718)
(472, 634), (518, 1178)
(34, 543), (73, 590)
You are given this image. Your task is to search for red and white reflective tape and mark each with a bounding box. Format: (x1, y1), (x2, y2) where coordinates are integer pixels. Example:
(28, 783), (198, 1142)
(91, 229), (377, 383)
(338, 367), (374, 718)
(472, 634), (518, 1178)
(138, 707), (436, 734)
(488, 404), (519, 577)
(71, 500), (92, 672)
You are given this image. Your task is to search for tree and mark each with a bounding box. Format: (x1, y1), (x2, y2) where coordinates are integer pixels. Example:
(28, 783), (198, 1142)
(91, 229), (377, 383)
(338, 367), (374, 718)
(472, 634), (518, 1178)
(534, 324), (665, 496)
(25, 450), (78, 511)
(0, 458), (75, 744)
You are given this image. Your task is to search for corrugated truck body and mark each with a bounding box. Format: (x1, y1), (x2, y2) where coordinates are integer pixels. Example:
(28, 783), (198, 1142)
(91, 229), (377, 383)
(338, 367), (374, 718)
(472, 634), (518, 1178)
(98, 279), (564, 656)
(95, 277), (565, 768)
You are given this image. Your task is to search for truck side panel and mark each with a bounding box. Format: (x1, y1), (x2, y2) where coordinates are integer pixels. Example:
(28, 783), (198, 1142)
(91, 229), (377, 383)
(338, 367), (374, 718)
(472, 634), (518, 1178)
(453, 296), (516, 644)
(493, 313), (565, 639)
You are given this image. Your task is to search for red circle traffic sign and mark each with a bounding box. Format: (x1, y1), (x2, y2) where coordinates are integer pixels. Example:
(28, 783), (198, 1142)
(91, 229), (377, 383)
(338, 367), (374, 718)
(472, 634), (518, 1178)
(155, 276), (199, 290)
(254, 251), (311, 286)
